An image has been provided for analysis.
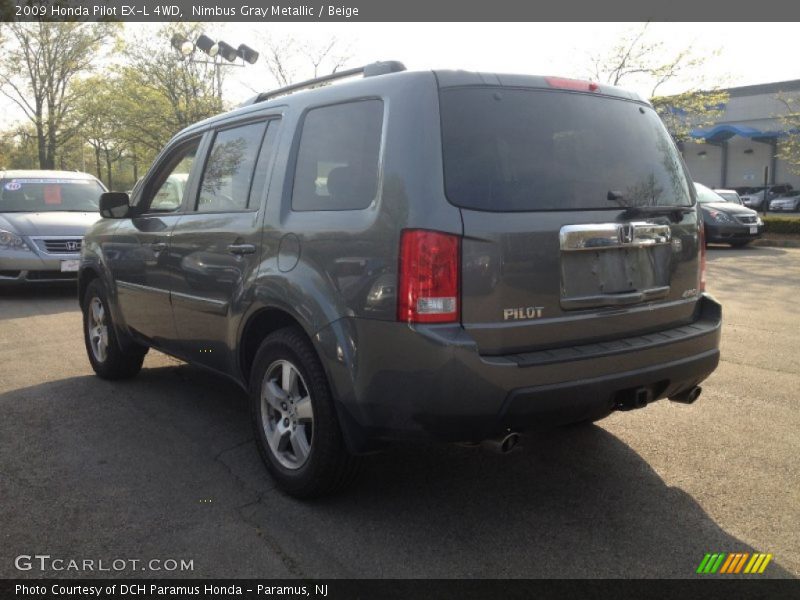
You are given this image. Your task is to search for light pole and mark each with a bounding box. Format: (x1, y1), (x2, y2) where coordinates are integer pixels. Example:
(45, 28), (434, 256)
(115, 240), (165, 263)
(170, 33), (260, 101)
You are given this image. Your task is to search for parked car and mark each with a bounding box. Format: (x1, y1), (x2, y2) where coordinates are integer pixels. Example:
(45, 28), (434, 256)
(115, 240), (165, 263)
(713, 189), (744, 205)
(741, 184), (793, 210)
(0, 170), (105, 285)
(79, 63), (721, 497)
(696, 182), (763, 247)
(768, 191), (800, 212)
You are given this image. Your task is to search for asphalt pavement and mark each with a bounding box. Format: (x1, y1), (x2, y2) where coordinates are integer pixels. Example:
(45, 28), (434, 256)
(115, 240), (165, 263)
(0, 246), (798, 579)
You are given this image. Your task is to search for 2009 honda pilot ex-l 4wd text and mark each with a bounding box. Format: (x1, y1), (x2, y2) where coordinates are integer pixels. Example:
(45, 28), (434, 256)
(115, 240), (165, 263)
(79, 63), (721, 497)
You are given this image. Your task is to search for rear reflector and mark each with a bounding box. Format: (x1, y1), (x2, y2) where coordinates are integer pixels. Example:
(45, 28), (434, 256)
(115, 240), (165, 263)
(545, 77), (599, 92)
(398, 229), (460, 324)
(699, 224), (707, 292)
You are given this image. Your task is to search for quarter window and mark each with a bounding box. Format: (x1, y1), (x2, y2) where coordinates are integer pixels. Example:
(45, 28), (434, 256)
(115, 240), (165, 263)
(291, 100), (383, 211)
(197, 121), (268, 212)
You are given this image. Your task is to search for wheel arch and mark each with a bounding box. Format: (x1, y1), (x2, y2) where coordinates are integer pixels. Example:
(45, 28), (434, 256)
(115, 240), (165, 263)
(237, 306), (367, 453)
(238, 307), (311, 384)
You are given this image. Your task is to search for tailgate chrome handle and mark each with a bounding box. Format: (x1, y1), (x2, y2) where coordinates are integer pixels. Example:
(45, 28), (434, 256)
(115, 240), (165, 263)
(560, 222), (671, 251)
(561, 286), (670, 310)
(227, 243), (256, 255)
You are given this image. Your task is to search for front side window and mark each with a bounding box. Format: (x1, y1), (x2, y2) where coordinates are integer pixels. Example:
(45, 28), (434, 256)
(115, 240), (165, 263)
(197, 121), (268, 212)
(291, 100), (383, 211)
(145, 141), (199, 212)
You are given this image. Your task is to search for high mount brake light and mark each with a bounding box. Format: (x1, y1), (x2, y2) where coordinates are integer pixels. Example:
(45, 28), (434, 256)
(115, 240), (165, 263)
(397, 230), (460, 324)
(545, 77), (600, 92)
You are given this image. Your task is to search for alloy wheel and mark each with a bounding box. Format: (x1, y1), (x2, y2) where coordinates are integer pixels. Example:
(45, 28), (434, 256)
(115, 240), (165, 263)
(88, 297), (109, 363)
(260, 359), (314, 470)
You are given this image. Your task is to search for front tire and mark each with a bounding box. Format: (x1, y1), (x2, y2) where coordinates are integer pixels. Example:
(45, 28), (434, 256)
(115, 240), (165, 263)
(250, 327), (359, 498)
(82, 279), (147, 379)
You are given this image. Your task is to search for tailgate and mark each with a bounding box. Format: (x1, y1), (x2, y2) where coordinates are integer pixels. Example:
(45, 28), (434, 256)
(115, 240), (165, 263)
(460, 209), (702, 355)
(438, 81), (702, 355)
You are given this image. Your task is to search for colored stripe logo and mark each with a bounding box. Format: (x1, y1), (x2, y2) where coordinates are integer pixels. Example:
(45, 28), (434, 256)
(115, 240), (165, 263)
(696, 552), (773, 574)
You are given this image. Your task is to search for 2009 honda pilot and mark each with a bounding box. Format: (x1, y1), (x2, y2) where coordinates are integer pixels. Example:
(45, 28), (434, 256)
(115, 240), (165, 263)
(79, 63), (721, 497)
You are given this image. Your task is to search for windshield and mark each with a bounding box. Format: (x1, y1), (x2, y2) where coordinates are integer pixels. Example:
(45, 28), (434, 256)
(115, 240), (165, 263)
(440, 87), (693, 211)
(0, 177), (104, 212)
(695, 183), (726, 204)
(716, 191), (742, 204)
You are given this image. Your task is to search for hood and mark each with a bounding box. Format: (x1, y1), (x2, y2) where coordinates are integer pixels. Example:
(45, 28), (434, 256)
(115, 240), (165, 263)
(0, 211), (100, 237)
(700, 202), (758, 217)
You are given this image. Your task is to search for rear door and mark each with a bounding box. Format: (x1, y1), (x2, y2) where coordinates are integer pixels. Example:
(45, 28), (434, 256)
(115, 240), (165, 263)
(439, 82), (702, 355)
(169, 117), (281, 374)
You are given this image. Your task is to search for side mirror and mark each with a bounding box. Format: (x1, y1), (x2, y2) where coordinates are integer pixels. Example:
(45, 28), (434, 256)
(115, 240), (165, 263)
(99, 192), (131, 219)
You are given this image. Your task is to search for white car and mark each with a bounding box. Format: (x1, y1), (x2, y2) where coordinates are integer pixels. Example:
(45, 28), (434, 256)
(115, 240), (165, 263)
(769, 192), (800, 212)
(713, 189), (744, 205)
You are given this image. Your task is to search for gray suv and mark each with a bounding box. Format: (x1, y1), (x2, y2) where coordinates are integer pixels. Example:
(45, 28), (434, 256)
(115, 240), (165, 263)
(79, 63), (721, 497)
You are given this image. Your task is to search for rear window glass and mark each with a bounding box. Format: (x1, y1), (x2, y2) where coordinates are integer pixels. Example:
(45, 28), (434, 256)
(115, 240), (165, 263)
(440, 88), (692, 211)
(0, 178), (104, 212)
(291, 100), (383, 211)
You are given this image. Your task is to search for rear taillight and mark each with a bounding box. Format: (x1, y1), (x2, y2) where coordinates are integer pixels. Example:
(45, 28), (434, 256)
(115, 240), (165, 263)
(698, 224), (707, 292)
(397, 229), (460, 324)
(545, 77), (599, 92)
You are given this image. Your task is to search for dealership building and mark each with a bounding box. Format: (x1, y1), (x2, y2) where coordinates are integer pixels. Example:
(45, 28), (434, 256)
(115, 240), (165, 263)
(679, 79), (800, 190)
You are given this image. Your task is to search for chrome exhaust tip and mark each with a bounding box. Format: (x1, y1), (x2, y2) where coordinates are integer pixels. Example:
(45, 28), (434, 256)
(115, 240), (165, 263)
(669, 386), (702, 404)
(481, 432), (521, 454)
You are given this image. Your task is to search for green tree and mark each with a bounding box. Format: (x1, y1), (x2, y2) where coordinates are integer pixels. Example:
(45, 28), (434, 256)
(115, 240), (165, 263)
(590, 23), (729, 143)
(776, 96), (800, 175)
(0, 22), (117, 169)
(114, 24), (224, 157)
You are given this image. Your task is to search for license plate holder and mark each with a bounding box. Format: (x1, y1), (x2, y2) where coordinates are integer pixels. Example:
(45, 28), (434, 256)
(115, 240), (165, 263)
(749, 225), (758, 234)
(60, 259), (79, 272)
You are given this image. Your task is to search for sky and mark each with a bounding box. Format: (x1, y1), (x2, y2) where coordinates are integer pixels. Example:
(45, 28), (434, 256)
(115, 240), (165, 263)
(2, 21), (800, 129)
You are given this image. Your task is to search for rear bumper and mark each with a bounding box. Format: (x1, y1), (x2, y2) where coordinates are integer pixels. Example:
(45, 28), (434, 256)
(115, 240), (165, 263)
(318, 295), (722, 449)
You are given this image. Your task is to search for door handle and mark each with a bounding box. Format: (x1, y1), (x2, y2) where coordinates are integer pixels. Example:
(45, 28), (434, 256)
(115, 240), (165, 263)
(227, 243), (256, 256)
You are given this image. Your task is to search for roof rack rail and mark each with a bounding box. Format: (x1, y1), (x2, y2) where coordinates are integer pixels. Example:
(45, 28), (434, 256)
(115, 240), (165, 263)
(240, 61), (406, 107)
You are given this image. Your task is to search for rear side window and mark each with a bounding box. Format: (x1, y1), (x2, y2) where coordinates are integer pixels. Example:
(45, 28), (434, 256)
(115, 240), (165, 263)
(291, 100), (383, 211)
(197, 121), (268, 212)
(440, 88), (692, 211)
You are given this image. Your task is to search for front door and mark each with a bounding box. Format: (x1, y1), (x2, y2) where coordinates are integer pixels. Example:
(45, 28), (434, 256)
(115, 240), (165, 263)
(111, 138), (202, 345)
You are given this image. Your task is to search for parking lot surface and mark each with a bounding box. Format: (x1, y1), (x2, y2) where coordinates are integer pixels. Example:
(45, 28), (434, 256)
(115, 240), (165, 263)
(1, 246), (798, 579)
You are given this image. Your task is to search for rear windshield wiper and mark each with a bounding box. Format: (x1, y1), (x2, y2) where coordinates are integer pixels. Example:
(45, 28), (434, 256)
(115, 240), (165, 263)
(607, 190), (695, 221)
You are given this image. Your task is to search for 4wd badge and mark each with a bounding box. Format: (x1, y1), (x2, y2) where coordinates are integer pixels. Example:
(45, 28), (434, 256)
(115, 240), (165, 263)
(503, 307), (544, 321)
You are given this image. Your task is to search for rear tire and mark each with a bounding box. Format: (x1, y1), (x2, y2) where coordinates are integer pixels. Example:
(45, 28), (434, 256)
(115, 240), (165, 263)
(82, 279), (147, 379)
(249, 326), (359, 498)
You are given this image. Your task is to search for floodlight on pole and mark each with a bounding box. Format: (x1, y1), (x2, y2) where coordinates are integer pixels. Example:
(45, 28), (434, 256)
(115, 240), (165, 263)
(216, 40), (239, 63)
(170, 34), (194, 58)
(237, 44), (260, 65)
(196, 34), (218, 57)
